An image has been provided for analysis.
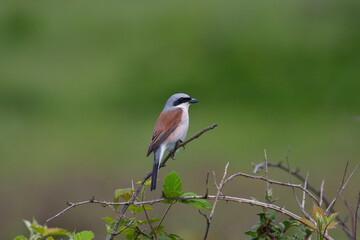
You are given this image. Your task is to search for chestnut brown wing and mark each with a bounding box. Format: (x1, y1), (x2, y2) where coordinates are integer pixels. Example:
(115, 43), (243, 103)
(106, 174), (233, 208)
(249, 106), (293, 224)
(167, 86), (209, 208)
(146, 108), (183, 157)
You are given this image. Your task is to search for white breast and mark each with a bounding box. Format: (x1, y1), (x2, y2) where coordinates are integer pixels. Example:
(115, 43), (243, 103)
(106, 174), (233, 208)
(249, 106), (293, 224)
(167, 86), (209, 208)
(164, 107), (189, 152)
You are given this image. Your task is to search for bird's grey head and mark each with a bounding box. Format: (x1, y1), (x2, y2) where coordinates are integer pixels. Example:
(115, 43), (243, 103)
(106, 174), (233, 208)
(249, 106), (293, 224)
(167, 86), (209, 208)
(163, 93), (198, 111)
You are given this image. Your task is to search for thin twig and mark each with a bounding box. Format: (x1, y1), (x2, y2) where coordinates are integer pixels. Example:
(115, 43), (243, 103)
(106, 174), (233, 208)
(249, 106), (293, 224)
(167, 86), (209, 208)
(252, 159), (354, 239)
(320, 179), (325, 207)
(326, 162), (359, 215)
(354, 191), (360, 240)
(46, 198), (114, 222)
(338, 195), (355, 238)
(203, 162), (229, 240)
(302, 172), (309, 209)
(116, 220), (133, 235)
(155, 202), (175, 233)
(285, 147), (311, 219)
(264, 149), (270, 199)
(224, 171), (319, 205)
(212, 169), (219, 189)
(205, 171), (209, 198)
(142, 205), (156, 239)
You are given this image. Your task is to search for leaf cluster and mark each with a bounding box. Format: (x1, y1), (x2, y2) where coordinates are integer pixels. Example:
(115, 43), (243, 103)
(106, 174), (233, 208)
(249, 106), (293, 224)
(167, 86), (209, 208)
(245, 210), (313, 240)
(106, 171), (211, 239)
(14, 218), (94, 240)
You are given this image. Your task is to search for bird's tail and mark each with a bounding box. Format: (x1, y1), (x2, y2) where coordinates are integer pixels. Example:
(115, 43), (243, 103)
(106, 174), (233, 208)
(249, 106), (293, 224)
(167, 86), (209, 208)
(151, 148), (162, 191)
(151, 158), (159, 191)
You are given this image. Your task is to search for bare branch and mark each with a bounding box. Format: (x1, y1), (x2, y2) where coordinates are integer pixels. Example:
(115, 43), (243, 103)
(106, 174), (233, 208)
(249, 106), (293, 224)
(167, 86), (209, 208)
(302, 172), (309, 210)
(285, 148), (311, 219)
(338, 194), (355, 238)
(320, 179), (325, 207)
(355, 191), (360, 240)
(205, 171), (209, 198)
(46, 198), (115, 223)
(264, 149), (270, 198)
(225, 171), (319, 205)
(142, 205), (156, 239)
(253, 159), (354, 238)
(326, 162), (359, 215)
(116, 220), (133, 235)
(203, 162), (229, 240)
(155, 202), (175, 233)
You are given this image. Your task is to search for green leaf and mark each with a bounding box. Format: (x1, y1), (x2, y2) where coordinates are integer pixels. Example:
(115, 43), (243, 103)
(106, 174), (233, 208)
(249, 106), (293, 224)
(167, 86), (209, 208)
(23, 220), (32, 232)
(149, 217), (161, 223)
(245, 231), (257, 236)
(157, 237), (169, 240)
(168, 233), (183, 240)
(163, 171), (182, 198)
(13, 236), (28, 240)
(114, 188), (133, 201)
(103, 217), (114, 225)
(44, 227), (69, 236)
(31, 226), (45, 235)
(129, 205), (143, 214)
(46, 237), (54, 240)
(73, 231), (94, 240)
(328, 212), (339, 223)
(179, 192), (211, 210)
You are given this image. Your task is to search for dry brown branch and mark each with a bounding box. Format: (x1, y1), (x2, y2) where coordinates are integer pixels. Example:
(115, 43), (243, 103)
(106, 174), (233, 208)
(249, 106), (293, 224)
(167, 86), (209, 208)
(320, 179), (325, 207)
(355, 192), (360, 240)
(252, 159), (355, 239)
(264, 149), (270, 198)
(224, 171), (319, 205)
(202, 162), (229, 240)
(326, 162), (359, 215)
(155, 202), (175, 233)
(302, 171), (309, 210)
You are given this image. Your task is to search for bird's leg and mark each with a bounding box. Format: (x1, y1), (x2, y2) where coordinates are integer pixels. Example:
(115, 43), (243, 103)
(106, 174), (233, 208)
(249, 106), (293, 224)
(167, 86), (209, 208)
(176, 139), (185, 150)
(170, 151), (176, 160)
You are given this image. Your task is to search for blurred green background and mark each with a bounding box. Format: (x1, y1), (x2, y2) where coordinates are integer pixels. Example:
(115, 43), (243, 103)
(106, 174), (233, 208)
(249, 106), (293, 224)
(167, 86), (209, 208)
(1, 0), (360, 239)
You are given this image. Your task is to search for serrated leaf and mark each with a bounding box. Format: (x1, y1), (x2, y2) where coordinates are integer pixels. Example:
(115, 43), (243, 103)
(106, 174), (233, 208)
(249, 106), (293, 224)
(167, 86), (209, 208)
(31, 226), (45, 235)
(73, 231), (94, 240)
(149, 217), (161, 223)
(179, 192), (211, 210)
(168, 233), (183, 240)
(23, 220), (32, 232)
(327, 220), (338, 230)
(328, 212), (339, 223)
(312, 205), (325, 220)
(13, 236), (28, 240)
(144, 205), (152, 211)
(157, 237), (169, 240)
(115, 188), (133, 201)
(300, 218), (316, 230)
(103, 217), (114, 225)
(163, 171), (182, 198)
(245, 231), (257, 236)
(44, 227), (69, 236)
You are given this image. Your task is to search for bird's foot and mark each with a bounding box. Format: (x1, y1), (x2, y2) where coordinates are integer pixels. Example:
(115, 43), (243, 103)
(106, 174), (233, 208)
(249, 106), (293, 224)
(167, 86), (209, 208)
(170, 151), (176, 160)
(176, 140), (185, 150)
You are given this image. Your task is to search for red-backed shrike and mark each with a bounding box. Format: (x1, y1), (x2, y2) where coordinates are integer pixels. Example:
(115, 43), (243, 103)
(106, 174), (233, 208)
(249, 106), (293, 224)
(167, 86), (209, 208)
(147, 93), (198, 191)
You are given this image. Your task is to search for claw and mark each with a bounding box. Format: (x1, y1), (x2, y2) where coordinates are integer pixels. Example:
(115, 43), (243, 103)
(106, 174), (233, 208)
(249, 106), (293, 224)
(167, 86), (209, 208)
(170, 151), (176, 160)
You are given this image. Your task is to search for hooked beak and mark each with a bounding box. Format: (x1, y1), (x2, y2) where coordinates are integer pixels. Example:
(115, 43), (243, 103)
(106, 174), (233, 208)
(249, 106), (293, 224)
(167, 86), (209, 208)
(189, 98), (199, 103)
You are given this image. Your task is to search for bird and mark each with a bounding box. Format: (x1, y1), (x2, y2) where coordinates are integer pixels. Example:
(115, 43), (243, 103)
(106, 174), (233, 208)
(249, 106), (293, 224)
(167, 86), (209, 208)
(147, 93), (198, 191)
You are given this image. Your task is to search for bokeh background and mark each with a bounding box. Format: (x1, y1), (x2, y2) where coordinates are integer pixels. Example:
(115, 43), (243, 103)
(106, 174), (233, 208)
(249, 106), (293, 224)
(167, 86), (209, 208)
(1, 0), (360, 239)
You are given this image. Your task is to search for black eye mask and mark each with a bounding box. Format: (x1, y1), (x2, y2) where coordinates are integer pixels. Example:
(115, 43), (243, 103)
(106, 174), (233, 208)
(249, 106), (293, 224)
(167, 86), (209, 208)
(173, 97), (191, 106)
